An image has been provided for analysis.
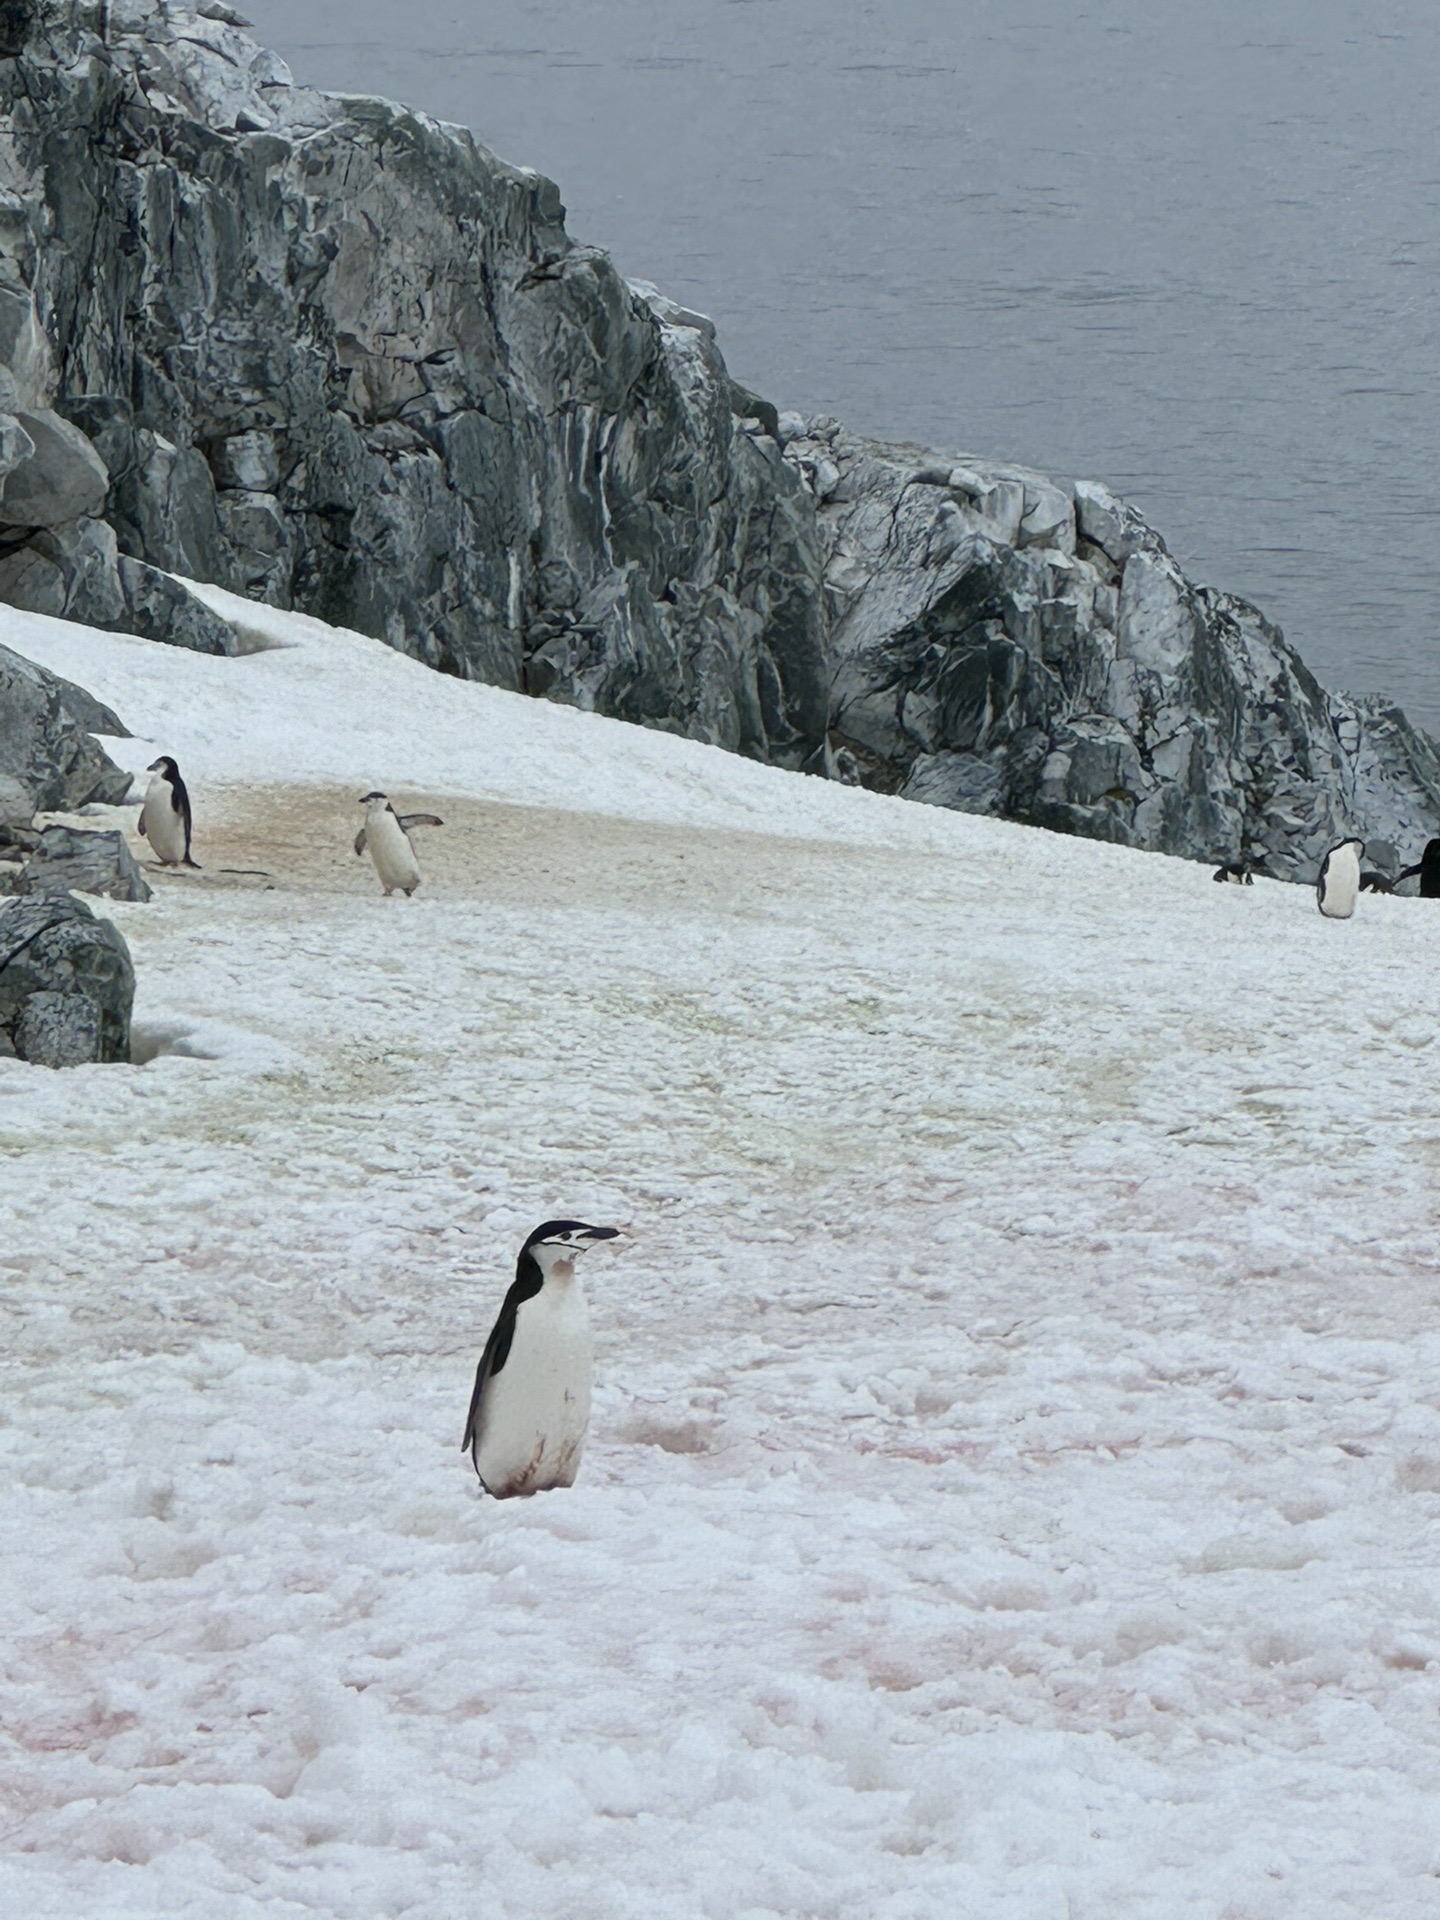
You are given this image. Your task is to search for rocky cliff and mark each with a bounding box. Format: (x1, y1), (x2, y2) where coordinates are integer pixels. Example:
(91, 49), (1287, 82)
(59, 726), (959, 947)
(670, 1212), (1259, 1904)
(1, 0), (1437, 879)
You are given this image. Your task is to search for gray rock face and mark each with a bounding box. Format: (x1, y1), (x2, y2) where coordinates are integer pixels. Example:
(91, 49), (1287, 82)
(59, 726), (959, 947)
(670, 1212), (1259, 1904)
(0, 0), (1435, 877)
(798, 425), (1440, 877)
(15, 822), (152, 901)
(0, 641), (132, 825)
(0, 891), (134, 1064)
(0, 1), (825, 767)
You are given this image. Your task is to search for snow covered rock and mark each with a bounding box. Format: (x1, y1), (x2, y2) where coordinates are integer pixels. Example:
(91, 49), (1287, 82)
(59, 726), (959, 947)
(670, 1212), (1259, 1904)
(14, 823), (152, 902)
(0, 641), (132, 825)
(0, 891), (134, 1064)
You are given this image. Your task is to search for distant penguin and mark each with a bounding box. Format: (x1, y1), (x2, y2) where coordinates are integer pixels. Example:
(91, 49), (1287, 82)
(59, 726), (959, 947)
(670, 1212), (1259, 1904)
(1316, 837), (1365, 919)
(1397, 838), (1440, 898)
(138, 755), (198, 868)
(353, 791), (443, 896)
(1213, 862), (1253, 885)
(463, 1220), (621, 1498)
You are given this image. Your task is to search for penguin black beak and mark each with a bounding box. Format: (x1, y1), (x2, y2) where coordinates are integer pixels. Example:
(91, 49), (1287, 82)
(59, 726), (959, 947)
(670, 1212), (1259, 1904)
(580, 1226), (621, 1243)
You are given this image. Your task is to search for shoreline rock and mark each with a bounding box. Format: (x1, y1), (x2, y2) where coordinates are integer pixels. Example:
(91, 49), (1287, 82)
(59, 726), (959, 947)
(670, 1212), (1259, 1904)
(0, 0), (1434, 878)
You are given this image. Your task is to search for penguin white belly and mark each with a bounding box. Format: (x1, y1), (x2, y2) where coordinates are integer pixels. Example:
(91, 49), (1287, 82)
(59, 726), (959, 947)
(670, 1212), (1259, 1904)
(1320, 848), (1360, 918)
(142, 776), (186, 864)
(368, 810), (422, 894)
(474, 1282), (593, 1498)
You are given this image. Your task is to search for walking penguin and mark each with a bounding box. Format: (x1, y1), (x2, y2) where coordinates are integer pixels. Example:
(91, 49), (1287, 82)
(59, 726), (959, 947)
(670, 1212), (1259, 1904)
(1316, 837), (1365, 919)
(138, 755), (198, 868)
(354, 791), (443, 896)
(463, 1220), (622, 1498)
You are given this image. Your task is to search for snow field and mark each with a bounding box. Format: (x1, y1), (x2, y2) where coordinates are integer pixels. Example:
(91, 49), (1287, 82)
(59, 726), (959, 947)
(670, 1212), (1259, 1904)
(2, 600), (1440, 1915)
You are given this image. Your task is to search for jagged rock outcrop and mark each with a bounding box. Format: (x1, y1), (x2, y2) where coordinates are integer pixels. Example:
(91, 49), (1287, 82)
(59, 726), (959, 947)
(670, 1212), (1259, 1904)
(0, 211), (240, 649)
(0, 0), (826, 765)
(0, 0), (1436, 877)
(0, 641), (132, 825)
(790, 423), (1440, 876)
(0, 891), (134, 1064)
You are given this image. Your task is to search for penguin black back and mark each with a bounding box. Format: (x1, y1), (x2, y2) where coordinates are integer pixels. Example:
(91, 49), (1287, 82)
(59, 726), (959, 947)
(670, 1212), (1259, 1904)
(154, 756), (194, 858)
(460, 1263), (543, 1456)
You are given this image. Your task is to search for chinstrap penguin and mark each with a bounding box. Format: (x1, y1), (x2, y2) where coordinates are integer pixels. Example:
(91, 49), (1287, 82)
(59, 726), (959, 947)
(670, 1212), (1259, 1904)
(1212, 862), (1253, 885)
(354, 791), (443, 896)
(463, 1220), (621, 1498)
(1359, 871), (1394, 894)
(1316, 837), (1365, 919)
(1397, 838), (1440, 898)
(138, 755), (199, 868)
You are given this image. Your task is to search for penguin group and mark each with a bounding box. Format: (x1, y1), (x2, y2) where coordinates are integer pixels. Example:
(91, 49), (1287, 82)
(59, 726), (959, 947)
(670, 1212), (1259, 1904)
(113, 743), (1440, 1511)
(128, 756), (444, 896)
(1213, 834), (1440, 920)
(127, 759), (605, 1497)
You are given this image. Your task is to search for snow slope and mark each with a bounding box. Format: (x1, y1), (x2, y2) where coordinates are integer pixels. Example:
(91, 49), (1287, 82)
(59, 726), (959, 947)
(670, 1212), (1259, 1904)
(3, 591), (1440, 1918)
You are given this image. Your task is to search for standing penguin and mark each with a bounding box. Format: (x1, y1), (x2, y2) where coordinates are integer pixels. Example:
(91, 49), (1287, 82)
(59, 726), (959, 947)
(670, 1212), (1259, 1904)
(1397, 838), (1440, 898)
(354, 791), (443, 896)
(138, 755), (199, 868)
(463, 1220), (621, 1498)
(1316, 837), (1365, 919)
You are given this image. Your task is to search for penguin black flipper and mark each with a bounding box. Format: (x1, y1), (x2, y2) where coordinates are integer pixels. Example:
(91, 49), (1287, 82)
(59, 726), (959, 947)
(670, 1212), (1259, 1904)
(137, 806), (148, 840)
(353, 828), (368, 857)
(397, 813), (444, 831)
(169, 765), (199, 867)
(462, 1261), (544, 1456)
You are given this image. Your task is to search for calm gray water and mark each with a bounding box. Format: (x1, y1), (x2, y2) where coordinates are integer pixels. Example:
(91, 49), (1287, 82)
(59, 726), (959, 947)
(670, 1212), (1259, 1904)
(242, 0), (1440, 730)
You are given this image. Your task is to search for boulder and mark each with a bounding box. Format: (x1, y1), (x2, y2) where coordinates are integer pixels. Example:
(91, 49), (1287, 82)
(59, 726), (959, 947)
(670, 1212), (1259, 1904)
(116, 558), (241, 655)
(15, 823), (152, 902)
(0, 891), (134, 1065)
(0, 642), (132, 825)
(0, 407), (108, 528)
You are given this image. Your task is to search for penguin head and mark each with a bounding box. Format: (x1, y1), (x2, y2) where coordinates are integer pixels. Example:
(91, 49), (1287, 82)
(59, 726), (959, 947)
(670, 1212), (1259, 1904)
(522, 1219), (621, 1279)
(148, 755), (180, 780)
(359, 790), (389, 808)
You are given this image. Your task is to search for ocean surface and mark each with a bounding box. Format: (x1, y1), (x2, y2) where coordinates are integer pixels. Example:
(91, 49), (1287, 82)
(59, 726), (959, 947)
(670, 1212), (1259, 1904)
(241, 0), (1440, 730)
